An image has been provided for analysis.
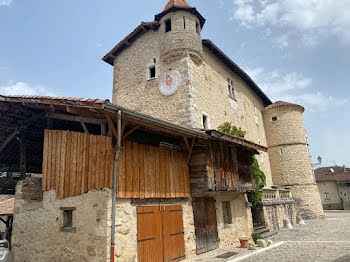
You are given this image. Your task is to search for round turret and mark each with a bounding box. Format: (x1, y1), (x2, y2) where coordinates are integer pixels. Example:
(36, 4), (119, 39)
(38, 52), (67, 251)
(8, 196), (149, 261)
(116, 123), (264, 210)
(263, 101), (324, 219)
(155, 0), (205, 65)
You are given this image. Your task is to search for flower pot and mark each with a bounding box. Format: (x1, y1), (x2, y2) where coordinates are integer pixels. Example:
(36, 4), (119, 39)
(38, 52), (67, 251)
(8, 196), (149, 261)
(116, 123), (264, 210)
(239, 237), (250, 248)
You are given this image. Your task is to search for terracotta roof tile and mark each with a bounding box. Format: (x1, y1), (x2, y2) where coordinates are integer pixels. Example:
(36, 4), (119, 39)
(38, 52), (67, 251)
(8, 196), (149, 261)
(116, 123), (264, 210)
(0, 197), (14, 216)
(0, 95), (109, 105)
(315, 166), (350, 182)
(264, 101), (304, 111)
(163, 0), (191, 11)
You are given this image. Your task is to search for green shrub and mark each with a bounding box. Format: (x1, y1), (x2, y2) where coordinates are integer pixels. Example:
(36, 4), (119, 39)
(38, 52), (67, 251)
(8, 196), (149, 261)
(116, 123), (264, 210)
(217, 122), (246, 138)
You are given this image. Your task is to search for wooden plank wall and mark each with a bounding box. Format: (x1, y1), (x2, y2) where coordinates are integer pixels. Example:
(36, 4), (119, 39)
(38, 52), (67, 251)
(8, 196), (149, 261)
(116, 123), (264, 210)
(207, 141), (239, 191)
(42, 129), (113, 198)
(42, 130), (190, 199)
(117, 141), (190, 198)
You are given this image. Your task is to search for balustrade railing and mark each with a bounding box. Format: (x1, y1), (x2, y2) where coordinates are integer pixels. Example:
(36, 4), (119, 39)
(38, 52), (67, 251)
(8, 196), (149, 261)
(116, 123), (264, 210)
(262, 187), (292, 201)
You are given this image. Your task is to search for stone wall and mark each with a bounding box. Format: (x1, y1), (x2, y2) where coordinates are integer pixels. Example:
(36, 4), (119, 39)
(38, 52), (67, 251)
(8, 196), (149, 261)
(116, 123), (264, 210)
(214, 193), (253, 247)
(263, 105), (324, 219)
(262, 201), (296, 231)
(12, 177), (110, 262)
(189, 47), (273, 187)
(109, 199), (197, 262)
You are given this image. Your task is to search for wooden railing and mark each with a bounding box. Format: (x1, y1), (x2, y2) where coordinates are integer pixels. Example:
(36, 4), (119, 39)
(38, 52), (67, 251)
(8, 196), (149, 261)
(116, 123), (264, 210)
(262, 187), (292, 201)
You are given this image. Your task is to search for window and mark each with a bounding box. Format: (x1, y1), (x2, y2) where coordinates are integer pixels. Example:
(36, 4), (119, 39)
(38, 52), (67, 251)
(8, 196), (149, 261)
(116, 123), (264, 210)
(347, 183), (350, 187)
(149, 66), (156, 79)
(196, 21), (200, 33)
(222, 201), (232, 225)
(183, 16), (186, 29)
(227, 78), (235, 99)
(280, 147), (283, 155)
(202, 114), (208, 129)
(272, 116), (278, 121)
(60, 207), (76, 232)
(165, 19), (172, 32)
(324, 193), (330, 200)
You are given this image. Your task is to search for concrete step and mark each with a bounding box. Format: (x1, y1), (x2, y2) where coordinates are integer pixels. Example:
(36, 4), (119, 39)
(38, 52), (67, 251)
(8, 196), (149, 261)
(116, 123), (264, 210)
(260, 231), (278, 239)
(254, 226), (270, 235)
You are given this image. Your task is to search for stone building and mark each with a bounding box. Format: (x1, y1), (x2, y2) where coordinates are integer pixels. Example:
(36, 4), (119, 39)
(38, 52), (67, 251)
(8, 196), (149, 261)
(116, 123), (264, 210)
(103, 0), (324, 220)
(315, 166), (350, 210)
(0, 1), (324, 262)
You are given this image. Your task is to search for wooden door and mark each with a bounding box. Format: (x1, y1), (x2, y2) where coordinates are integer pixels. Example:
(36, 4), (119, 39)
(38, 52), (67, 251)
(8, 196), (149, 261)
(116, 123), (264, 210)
(163, 206), (186, 262)
(137, 206), (164, 262)
(137, 205), (185, 262)
(192, 198), (219, 255)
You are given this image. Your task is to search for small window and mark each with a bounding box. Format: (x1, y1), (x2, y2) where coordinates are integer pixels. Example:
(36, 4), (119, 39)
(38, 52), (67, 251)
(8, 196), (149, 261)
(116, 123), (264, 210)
(272, 116), (278, 121)
(183, 16), (186, 29)
(202, 114), (209, 129)
(149, 66), (156, 79)
(347, 183), (350, 187)
(196, 21), (200, 33)
(222, 201), (232, 225)
(60, 207), (76, 232)
(324, 193), (330, 200)
(153, 58), (157, 64)
(227, 78), (236, 99)
(280, 148), (283, 155)
(165, 19), (172, 32)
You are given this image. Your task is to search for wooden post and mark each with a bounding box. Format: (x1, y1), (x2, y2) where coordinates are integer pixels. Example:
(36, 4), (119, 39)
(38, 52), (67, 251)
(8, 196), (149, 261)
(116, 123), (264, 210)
(19, 129), (27, 180)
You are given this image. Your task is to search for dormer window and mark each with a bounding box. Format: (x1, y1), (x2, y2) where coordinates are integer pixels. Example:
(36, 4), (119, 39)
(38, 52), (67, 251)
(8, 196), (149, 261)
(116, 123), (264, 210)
(165, 19), (172, 32)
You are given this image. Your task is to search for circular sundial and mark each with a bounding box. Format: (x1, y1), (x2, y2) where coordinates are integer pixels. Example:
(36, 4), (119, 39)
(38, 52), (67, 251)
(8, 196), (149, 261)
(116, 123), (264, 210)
(159, 70), (181, 96)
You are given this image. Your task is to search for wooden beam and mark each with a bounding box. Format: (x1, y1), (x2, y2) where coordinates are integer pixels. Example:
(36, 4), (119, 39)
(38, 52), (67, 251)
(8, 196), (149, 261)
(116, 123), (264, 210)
(19, 129), (27, 180)
(0, 129), (18, 154)
(184, 137), (190, 153)
(100, 123), (106, 136)
(48, 113), (107, 125)
(105, 114), (118, 141)
(121, 125), (140, 141)
(80, 122), (89, 134)
(187, 138), (195, 164)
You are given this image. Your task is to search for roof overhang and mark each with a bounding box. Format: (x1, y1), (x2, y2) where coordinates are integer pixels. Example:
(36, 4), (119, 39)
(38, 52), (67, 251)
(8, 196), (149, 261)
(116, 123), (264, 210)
(155, 6), (206, 28)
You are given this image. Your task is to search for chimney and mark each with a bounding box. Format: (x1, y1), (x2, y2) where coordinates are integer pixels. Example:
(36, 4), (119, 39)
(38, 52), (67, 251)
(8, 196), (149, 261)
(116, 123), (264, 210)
(344, 165), (347, 173)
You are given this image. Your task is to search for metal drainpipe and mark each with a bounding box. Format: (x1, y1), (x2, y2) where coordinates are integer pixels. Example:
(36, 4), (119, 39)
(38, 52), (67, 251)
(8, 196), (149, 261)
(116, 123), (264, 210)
(111, 110), (122, 262)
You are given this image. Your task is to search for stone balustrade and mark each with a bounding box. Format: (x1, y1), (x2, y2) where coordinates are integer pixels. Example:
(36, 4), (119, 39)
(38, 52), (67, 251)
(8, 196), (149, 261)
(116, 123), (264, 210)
(262, 187), (293, 202)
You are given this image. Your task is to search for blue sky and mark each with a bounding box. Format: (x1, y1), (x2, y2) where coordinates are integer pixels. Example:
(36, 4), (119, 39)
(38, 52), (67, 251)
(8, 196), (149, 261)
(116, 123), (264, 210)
(0, 0), (349, 167)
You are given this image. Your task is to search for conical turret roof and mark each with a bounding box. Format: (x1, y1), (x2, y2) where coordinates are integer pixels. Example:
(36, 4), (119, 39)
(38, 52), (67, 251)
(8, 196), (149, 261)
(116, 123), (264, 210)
(163, 0), (191, 11)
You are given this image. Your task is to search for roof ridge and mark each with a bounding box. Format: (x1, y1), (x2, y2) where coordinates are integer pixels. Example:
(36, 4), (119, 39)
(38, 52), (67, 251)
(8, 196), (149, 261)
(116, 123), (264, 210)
(163, 0), (191, 11)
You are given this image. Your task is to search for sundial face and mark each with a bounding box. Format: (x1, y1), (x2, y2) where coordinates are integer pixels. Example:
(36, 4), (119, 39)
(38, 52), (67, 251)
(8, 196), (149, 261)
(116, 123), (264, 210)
(159, 70), (181, 96)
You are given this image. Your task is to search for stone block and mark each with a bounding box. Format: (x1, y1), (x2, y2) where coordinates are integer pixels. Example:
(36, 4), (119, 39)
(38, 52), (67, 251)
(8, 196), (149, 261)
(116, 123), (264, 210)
(257, 239), (267, 248)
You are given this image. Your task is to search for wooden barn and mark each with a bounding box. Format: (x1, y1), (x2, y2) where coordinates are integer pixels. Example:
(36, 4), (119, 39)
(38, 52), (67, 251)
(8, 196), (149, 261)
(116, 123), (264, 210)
(0, 95), (266, 262)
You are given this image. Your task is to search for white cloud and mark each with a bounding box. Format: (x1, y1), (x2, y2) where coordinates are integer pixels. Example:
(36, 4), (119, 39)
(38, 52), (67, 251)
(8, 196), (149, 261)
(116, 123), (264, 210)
(0, 0), (12, 6)
(230, 0), (350, 46)
(245, 67), (348, 111)
(0, 81), (56, 96)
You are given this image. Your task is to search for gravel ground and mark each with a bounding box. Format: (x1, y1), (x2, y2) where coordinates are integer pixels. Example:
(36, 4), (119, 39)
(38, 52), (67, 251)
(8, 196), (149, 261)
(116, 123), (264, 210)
(194, 211), (350, 262)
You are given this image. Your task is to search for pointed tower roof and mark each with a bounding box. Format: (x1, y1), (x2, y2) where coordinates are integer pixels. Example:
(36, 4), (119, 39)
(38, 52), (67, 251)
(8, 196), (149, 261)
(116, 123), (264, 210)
(163, 0), (191, 11)
(155, 0), (206, 27)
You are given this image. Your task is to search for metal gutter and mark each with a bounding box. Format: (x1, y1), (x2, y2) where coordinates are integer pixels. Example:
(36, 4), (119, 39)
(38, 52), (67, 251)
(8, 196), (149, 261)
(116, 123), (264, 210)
(110, 110), (122, 262)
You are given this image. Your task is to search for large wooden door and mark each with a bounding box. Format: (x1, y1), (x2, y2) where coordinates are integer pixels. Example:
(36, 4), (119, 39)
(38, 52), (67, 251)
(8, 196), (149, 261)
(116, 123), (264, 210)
(192, 198), (219, 255)
(137, 205), (185, 262)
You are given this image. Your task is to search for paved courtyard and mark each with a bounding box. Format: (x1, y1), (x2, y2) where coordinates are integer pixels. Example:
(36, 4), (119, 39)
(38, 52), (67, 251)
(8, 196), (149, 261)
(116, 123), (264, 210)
(194, 211), (350, 262)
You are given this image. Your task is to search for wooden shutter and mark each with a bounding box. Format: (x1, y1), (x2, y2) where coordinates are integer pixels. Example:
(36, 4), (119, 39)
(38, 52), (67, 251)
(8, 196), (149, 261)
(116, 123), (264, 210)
(137, 206), (163, 262)
(163, 206), (185, 262)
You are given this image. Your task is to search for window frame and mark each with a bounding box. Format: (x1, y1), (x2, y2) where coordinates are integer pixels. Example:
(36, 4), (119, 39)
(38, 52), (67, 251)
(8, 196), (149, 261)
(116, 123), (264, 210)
(222, 201), (232, 225)
(165, 19), (172, 33)
(60, 207), (76, 233)
(324, 192), (330, 200)
(227, 78), (236, 100)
